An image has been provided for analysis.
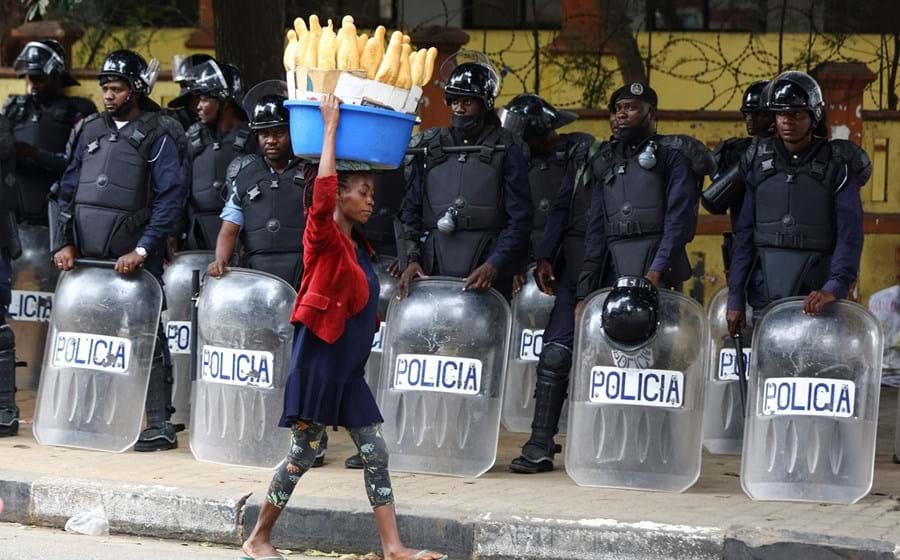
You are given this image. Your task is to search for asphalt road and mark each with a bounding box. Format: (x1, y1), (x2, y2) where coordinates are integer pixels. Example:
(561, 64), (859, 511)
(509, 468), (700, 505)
(0, 522), (370, 560)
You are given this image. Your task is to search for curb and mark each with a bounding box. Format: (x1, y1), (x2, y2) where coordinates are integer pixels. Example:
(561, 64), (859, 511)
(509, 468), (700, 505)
(1, 470), (899, 559)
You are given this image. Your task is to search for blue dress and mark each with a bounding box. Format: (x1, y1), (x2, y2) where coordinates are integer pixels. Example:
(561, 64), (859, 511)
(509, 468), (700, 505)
(279, 246), (384, 429)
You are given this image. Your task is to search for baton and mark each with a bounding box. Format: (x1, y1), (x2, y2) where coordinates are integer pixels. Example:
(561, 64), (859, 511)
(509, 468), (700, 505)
(405, 145), (508, 156)
(190, 269), (200, 382)
(733, 332), (749, 416)
(73, 258), (118, 269)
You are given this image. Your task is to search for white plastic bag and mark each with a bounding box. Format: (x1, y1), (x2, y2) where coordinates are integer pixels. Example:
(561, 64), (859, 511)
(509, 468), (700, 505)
(64, 508), (110, 536)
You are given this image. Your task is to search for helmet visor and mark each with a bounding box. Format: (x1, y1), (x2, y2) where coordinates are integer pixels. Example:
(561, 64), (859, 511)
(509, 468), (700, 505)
(13, 41), (65, 77)
(439, 49), (502, 93)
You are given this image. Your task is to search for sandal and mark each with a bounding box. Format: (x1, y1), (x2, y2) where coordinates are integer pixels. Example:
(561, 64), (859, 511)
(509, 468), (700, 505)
(412, 551), (448, 560)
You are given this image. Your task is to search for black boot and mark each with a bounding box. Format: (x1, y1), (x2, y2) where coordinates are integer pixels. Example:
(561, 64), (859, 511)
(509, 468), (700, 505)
(0, 325), (19, 438)
(510, 344), (570, 474)
(136, 331), (177, 452)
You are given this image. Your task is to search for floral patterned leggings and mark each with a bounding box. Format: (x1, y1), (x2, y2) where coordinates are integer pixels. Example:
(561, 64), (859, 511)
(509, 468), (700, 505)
(266, 421), (393, 509)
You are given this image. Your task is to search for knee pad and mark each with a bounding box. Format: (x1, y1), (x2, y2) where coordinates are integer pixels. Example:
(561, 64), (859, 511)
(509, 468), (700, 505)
(538, 342), (571, 379)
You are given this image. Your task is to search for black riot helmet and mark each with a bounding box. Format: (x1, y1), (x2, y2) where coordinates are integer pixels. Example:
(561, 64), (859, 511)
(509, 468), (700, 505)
(741, 80), (770, 113)
(191, 59), (243, 101)
(168, 53), (214, 108)
(601, 276), (659, 351)
(765, 71), (824, 125)
(98, 49), (159, 95)
(443, 60), (501, 110)
(499, 93), (578, 141)
(243, 80), (289, 130)
(13, 40), (78, 86)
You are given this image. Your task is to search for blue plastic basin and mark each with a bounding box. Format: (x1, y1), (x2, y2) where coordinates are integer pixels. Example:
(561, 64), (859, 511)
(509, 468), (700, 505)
(285, 100), (417, 169)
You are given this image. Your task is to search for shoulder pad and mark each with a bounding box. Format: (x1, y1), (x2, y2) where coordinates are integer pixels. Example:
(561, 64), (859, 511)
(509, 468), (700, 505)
(659, 134), (716, 177)
(409, 127), (440, 149)
(67, 96), (98, 119)
(156, 114), (188, 159)
(829, 139), (872, 186)
(227, 154), (259, 184)
(1, 96), (23, 116)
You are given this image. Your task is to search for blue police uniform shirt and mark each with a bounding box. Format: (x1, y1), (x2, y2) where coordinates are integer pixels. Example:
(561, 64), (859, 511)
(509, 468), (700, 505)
(726, 138), (864, 311)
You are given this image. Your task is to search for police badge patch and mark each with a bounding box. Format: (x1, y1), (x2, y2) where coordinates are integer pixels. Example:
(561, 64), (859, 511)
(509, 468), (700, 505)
(630, 83), (644, 95)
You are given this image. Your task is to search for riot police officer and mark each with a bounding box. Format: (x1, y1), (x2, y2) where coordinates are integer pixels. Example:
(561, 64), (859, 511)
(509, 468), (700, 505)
(397, 59), (533, 298)
(702, 81), (774, 270)
(506, 101), (600, 473)
(576, 83), (710, 300)
(207, 81), (304, 287)
(726, 71), (869, 335)
(3, 40), (96, 225)
(0, 115), (19, 437)
(52, 50), (187, 451)
(499, 93), (593, 260)
(166, 54), (215, 131)
(180, 59), (256, 251)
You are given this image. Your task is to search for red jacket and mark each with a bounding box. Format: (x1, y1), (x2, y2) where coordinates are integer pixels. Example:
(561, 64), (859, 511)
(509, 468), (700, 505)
(290, 174), (372, 344)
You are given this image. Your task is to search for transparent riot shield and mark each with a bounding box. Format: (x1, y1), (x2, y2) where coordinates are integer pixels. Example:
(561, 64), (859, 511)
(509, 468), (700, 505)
(190, 268), (295, 469)
(161, 251), (215, 427)
(702, 288), (753, 454)
(566, 289), (708, 492)
(32, 261), (162, 452)
(364, 255), (399, 395)
(741, 298), (883, 504)
(500, 267), (561, 433)
(378, 277), (511, 477)
(8, 225), (58, 390)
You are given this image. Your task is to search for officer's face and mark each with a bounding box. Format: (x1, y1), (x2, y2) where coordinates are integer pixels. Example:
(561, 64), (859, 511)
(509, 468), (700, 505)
(614, 99), (651, 133)
(338, 173), (376, 225)
(744, 111), (773, 136)
(257, 126), (291, 161)
(101, 80), (133, 114)
(775, 110), (812, 143)
(196, 95), (221, 124)
(25, 74), (50, 97)
(449, 96), (482, 117)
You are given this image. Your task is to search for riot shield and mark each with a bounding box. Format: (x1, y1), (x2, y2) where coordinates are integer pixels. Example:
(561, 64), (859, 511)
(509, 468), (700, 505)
(702, 287), (753, 454)
(566, 289), (708, 492)
(190, 268), (295, 469)
(32, 261), (162, 452)
(741, 298), (882, 504)
(364, 255), (399, 394)
(378, 277), (511, 477)
(161, 251), (215, 427)
(500, 267), (562, 433)
(8, 225), (58, 390)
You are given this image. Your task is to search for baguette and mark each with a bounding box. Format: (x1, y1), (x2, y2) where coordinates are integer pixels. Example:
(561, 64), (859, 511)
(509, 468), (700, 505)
(410, 48), (427, 87)
(305, 15), (322, 69)
(397, 41), (413, 88)
(375, 31), (403, 84)
(293, 17), (308, 69)
(283, 29), (298, 71)
(360, 26), (386, 80)
(318, 19), (337, 70)
(336, 15), (359, 70)
(421, 47), (438, 86)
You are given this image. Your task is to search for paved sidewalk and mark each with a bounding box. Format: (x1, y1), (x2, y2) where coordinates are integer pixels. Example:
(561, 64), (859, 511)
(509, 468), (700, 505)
(2, 389), (900, 559)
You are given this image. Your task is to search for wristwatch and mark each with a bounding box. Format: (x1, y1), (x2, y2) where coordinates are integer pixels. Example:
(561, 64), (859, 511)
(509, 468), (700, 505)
(135, 246), (148, 258)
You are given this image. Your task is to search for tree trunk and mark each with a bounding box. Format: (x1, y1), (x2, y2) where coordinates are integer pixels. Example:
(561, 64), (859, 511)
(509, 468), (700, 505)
(213, 0), (286, 89)
(600, 0), (647, 84)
